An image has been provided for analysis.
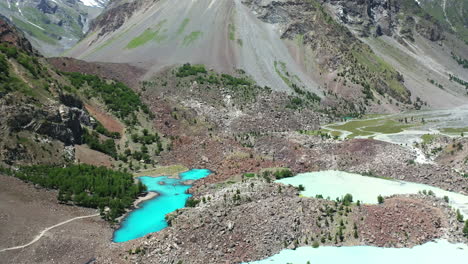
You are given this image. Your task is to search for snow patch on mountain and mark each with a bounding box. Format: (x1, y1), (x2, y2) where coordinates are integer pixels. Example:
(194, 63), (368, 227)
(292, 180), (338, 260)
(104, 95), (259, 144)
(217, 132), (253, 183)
(80, 0), (107, 8)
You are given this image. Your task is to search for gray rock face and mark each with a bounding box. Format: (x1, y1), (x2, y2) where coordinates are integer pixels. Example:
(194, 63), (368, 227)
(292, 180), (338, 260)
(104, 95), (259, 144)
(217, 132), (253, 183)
(6, 101), (90, 146)
(333, 0), (445, 41)
(37, 0), (58, 14)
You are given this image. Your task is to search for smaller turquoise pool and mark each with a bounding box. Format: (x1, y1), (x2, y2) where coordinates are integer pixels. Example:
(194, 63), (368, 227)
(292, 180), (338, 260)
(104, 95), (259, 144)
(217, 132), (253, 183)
(247, 239), (468, 264)
(113, 169), (211, 243)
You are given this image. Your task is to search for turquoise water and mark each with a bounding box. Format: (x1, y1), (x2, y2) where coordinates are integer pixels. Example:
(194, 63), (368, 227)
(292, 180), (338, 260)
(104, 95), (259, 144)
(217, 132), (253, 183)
(249, 171), (468, 263)
(247, 239), (468, 264)
(276, 170), (468, 217)
(113, 169), (211, 243)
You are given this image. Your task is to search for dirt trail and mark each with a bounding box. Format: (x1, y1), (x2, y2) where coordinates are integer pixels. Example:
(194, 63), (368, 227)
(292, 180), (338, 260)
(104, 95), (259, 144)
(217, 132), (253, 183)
(0, 213), (100, 253)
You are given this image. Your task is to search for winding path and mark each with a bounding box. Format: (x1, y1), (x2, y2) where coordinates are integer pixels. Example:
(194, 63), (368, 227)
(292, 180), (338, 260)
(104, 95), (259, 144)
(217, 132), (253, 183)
(0, 213), (100, 253)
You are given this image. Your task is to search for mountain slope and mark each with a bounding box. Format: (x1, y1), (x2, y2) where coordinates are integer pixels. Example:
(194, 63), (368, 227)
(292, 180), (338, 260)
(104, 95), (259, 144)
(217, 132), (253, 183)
(67, 0), (324, 97)
(0, 16), (162, 171)
(0, 0), (109, 56)
(417, 0), (468, 44)
(66, 0), (468, 111)
(320, 0), (468, 107)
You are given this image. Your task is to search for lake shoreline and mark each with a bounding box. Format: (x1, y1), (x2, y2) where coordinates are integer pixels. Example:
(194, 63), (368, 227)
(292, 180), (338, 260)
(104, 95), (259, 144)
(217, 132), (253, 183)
(134, 191), (159, 208)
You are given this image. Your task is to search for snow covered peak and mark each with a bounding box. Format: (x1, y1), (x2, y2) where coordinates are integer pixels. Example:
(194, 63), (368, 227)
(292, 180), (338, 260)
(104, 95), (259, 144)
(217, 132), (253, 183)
(80, 0), (108, 8)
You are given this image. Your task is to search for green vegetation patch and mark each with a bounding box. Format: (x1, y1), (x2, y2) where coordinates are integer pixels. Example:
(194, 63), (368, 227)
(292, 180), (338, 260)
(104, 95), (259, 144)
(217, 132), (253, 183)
(328, 118), (404, 138)
(83, 129), (118, 158)
(421, 134), (437, 144)
(270, 168), (294, 179)
(228, 23), (236, 40)
(12, 17), (57, 45)
(64, 72), (149, 125)
(295, 34), (304, 47)
(126, 20), (168, 49)
(334, 117), (417, 138)
(176, 63), (207, 77)
(360, 120), (413, 134)
(0, 44), (42, 95)
(440, 127), (468, 134)
(299, 129), (342, 138)
(351, 46), (408, 100)
(449, 74), (468, 89)
(167, 64), (271, 105)
(182, 31), (203, 46)
(274, 60), (294, 87)
(1, 165), (147, 222)
(274, 60), (320, 109)
(451, 52), (468, 69)
(127, 29), (158, 49)
(177, 18), (190, 35)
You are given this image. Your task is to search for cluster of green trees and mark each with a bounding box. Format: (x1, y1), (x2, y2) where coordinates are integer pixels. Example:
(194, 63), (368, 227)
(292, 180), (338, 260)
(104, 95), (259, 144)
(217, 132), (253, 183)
(176, 63), (207, 77)
(220, 73), (251, 86)
(96, 122), (121, 139)
(428, 79), (444, 89)
(0, 53), (9, 86)
(175, 64), (271, 104)
(287, 84), (321, 110)
(0, 43), (40, 77)
(131, 129), (161, 145)
(121, 129), (163, 163)
(64, 72), (150, 124)
(0, 44), (37, 94)
(342, 193), (353, 206)
(464, 220), (468, 238)
(451, 52), (468, 69)
(185, 197), (200, 207)
(5, 164), (146, 221)
(240, 169), (294, 182)
(377, 195), (384, 204)
(449, 74), (468, 89)
(83, 128), (117, 158)
(195, 74), (220, 85)
(456, 209), (464, 222)
(286, 96), (305, 110)
(361, 82), (374, 101)
(273, 169), (294, 179)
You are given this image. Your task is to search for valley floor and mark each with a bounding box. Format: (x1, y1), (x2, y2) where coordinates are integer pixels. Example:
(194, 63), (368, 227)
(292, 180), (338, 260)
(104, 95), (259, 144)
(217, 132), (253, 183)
(0, 174), (113, 264)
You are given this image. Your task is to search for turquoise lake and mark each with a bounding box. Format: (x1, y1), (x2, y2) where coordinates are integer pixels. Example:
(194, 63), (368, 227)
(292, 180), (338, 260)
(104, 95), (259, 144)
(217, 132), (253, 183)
(276, 170), (468, 217)
(257, 170), (468, 263)
(113, 169), (211, 243)
(247, 239), (468, 264)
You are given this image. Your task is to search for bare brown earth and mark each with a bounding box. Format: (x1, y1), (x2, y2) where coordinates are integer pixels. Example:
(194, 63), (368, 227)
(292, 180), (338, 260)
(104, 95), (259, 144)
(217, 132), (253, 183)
(85, 103), (125, 133)
(432, 137), (468, 173)
(361, 196), (447, 247)
(0, 174), (113, 264)
(48, 57), (146, 88)
(75, 144), (114, 168)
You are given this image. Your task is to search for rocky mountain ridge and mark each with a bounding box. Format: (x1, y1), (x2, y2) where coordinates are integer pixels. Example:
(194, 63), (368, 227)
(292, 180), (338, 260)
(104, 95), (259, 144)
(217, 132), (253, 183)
(66, 0), (468, 113)
(0, 17), (158, 169)
(0, 0), (110, 56)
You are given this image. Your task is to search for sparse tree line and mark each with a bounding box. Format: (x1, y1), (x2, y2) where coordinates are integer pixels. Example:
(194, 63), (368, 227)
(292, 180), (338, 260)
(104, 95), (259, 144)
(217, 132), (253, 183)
(451, 52), (468, 69)
(119, 128), (164, 165)
(449, 74), (468, 90)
